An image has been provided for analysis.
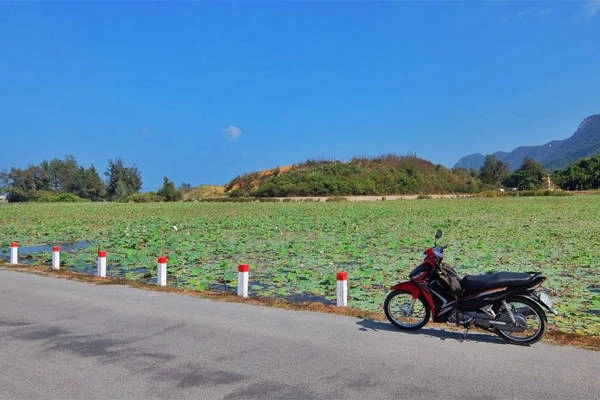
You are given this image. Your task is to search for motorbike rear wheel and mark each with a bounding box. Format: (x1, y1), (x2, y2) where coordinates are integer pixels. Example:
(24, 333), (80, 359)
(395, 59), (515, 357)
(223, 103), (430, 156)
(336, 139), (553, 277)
(384, 290), (430, 330)
(494, 297), (546, 346)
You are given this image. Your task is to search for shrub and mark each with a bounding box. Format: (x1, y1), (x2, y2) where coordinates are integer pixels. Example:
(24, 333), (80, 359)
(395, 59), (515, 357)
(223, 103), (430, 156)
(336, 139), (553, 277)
(326, 196), (349, 202)
(37, 191), (86, 202)
(126, 192), (165, 203)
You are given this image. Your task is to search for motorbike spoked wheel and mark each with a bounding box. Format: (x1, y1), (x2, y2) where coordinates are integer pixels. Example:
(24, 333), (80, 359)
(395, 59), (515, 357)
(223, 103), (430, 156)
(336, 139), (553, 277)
(494, 297), (546, 346)
(384, 290), (430, 331)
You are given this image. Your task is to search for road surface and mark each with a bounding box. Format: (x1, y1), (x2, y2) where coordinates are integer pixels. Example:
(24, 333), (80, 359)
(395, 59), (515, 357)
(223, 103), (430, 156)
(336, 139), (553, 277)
(1, 268), (598, 399)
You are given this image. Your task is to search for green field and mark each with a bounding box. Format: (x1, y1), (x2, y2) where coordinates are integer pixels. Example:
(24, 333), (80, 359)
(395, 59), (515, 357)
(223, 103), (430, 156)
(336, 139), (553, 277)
(1, 196), (599, 336)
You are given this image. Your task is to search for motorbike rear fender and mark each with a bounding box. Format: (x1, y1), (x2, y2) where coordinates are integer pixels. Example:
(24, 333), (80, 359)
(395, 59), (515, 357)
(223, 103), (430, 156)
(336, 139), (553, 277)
(511, 294), (550, 322)
(390, 281), (436, 315)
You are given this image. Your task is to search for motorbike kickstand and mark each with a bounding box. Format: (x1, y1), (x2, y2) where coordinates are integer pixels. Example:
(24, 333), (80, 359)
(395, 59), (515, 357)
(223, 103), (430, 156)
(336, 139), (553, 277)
(461, 324), (470, 342)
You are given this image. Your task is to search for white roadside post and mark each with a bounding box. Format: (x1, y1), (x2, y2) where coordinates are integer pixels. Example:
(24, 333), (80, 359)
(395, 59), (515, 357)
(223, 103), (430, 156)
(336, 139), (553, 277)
(97, 250), (107, 278)
(157, 256), (167, 286)
(237, 264), (249, 298)
(336, 271), (348, 307)
(52, 246), (60, 270)
(10, 242), (18, 264)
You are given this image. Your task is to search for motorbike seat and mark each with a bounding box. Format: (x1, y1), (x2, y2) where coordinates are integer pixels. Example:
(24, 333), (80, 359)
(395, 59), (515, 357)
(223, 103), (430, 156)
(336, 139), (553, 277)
(460, 272), (536, 294)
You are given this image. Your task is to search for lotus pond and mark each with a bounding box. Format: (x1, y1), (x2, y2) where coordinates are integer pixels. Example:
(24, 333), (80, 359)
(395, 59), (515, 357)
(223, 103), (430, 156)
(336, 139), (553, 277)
(1, 196), (599, 336)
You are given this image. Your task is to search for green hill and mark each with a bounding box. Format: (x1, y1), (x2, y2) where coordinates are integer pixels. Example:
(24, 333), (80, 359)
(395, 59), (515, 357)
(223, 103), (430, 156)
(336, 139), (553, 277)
(225, 155), (478, 197)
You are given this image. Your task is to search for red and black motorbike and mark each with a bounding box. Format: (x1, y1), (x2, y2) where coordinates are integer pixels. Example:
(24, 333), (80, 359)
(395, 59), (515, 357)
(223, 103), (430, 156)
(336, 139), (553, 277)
(384, 230), (558, 345)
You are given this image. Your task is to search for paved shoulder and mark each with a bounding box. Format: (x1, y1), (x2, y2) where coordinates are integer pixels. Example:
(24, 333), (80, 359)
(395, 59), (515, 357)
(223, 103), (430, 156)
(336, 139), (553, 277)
(1, 268), (598, 399)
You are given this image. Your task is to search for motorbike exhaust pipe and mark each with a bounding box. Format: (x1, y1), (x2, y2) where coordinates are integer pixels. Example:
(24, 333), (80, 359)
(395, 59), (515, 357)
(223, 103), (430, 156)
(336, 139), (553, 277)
(475, 317), (525, 332)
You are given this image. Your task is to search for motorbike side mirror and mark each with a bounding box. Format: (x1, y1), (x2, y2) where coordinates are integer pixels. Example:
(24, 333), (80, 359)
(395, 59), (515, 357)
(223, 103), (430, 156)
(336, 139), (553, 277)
(435, 229), (443, 240)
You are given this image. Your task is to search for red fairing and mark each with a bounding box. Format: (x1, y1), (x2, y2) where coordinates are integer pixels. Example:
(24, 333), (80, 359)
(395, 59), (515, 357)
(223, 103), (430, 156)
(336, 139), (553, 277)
(423, 247), (436, 267)
(390, 280), (436, 315)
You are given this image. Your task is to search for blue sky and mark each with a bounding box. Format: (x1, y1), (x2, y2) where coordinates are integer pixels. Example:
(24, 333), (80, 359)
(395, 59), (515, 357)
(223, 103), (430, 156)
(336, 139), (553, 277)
(1, 1), (600, 191)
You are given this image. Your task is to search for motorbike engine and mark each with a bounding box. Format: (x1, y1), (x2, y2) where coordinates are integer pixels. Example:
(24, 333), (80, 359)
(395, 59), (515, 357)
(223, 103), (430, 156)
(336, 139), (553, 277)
(448, 309), (527, 332)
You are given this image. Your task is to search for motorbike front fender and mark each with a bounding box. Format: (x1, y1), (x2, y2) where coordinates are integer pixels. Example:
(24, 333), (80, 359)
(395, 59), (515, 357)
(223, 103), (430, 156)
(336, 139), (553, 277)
(390, 281), (421, 296)
(390, 281), (436, 314)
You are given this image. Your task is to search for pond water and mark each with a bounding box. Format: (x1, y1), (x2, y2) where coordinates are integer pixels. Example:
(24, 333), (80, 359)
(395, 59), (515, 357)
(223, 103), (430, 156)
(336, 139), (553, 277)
(3, 240), (91, 263)
(2, 241), (125, 279)
(4, 241), (333, 305)
(172, 275), (332, 304)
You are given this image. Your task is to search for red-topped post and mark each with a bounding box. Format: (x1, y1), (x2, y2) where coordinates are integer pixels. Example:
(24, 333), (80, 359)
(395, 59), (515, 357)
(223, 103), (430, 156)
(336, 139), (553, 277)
(10, 242), (18, 264)
(237, 264), (249, 298)
(52, 246), (61, 270)
(157, 256), (167, 286)
(97, 250), (107, 277)
(336, 271), (348, 307)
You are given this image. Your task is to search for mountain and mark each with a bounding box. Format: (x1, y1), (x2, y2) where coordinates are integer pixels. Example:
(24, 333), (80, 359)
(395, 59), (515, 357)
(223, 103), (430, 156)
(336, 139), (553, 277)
(454, 114), (600, 171)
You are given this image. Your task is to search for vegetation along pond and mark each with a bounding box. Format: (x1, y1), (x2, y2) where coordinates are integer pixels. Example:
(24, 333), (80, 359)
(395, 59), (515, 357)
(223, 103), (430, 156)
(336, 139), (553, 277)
(1, 196), (599, 336)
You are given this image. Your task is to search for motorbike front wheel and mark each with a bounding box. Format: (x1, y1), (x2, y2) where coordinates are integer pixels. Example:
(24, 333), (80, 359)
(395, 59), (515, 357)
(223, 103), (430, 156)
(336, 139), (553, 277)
(384, 290), (430, 331)
(494, 297), (546, 346)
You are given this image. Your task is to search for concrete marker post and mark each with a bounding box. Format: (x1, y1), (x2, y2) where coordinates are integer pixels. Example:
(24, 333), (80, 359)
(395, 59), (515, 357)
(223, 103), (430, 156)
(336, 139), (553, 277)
(52, 246), (60, 270)
(237, 264), (249, 298)
(157, 256), (167, 286)
(336, 271), (348, 307)
(10, 242), (18, 264)
(97, 250), (107, 278)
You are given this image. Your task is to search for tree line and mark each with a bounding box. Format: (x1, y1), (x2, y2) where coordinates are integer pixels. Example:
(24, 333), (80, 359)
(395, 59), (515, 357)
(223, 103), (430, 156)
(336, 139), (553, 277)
(0, 156), (182, 202)
(2, 153), (599, 202)
(552, 155), (600, 190)
(479, 154), (600, 191)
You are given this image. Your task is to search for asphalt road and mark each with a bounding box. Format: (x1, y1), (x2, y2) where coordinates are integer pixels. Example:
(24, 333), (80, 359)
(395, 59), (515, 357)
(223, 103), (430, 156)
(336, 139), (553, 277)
(1, 268), (598, 400)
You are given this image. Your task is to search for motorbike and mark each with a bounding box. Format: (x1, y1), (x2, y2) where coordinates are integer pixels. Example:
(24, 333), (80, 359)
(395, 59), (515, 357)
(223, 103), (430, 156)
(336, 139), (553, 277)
(384, 230), (558, 345)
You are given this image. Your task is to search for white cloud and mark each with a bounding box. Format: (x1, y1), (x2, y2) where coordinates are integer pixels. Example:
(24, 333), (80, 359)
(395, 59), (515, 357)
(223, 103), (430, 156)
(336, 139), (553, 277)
(514, 7), (553, 21)
(583, 0), (600, 19)
(222, 125), (242, 141)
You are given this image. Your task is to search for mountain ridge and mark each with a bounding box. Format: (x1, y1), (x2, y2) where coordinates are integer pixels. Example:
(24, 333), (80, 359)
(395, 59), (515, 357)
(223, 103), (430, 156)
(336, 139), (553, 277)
(454, 114), (600, 171)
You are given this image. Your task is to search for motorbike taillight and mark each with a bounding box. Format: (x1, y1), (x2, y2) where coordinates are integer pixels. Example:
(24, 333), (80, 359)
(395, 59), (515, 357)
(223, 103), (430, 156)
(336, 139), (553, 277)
(530, 274), (546, 290)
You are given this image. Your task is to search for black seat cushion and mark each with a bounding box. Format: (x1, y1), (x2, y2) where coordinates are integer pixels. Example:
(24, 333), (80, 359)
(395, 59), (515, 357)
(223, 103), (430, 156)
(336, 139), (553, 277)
(460, 272), (534, 294)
